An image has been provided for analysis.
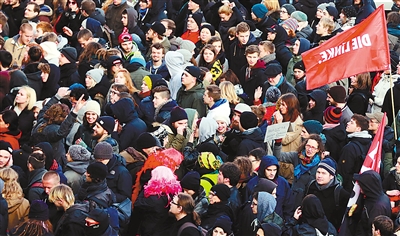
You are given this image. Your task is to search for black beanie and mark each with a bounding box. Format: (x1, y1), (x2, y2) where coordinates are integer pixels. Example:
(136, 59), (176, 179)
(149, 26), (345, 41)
(85, 208), (109, 235)
(212, 216), (233, 234)
(87, 162), (108, 181)
(136, 132), (159, 151)
(327, 86), (346, 103)
(190, 12), (203, 29)
(240, 111), (258, 130)
(253, 178), (277, 194)
(200, 24), (215, 36)
(169, 106), (188, 123)
(210, 184), (231, 202)
(60, 47), (77, 63)
(180, 171), (200, 191)
(29, 200), (49, 221)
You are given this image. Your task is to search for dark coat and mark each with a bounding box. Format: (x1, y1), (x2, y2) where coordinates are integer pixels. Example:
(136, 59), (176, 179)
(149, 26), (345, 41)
(134, 193), (174, 236)
(76, 180), (116, 207)
(0, 196), (7, 236)
(11, 107), (35, 147)
(54, 10), (85, 46)
(40, 63), (60, 100)
(201, 202), (233, 231)
(2, 1), (27, 37)
(176, 83), (206, 118)
(154, 99), (178, 123)
(306, 179), (350, 230)
(383, 169), (400, 192)
(303, 89), (327, 123)
(110, 98), (147, 150)
(382, 80), (400, 126)
(347, 89), (373, 116)
(239, 60), (266, 105)
(337, 135), (372, 192)
(54, 203), (88, 236)
(227, 33), (260, 78)
(255, 16), (278, 40)
(23, 63), (43, 99)
(105, 1), (133, 46)
(59, 63), (80, 87)
(237, 128), (265, 156)
(78, 58), (101, 85)
(322, 123), (347, 162)
(105, 155), (132, 202)
(26, 168), (47, 202)
(354, 170), (391, 236)
(262, 76), (297, 103)
(283, 217), (338, 236)
(169, 214), (201, 236)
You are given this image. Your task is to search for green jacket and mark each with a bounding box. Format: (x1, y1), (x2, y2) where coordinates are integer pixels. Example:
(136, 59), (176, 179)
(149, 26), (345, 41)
(176, 82), (206, 117)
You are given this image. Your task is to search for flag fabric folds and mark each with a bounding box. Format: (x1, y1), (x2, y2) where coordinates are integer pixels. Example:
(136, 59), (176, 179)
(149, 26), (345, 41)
(303, 5), (390, 90)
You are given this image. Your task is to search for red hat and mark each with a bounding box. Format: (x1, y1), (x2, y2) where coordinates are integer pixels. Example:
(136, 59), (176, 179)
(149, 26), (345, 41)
(324, 106), (342, 124)
(118, 33), (132, 44)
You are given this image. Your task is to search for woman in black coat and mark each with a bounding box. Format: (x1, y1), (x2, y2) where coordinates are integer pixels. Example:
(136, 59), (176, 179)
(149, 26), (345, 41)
(168, 193), (202, 236)
(347, 72), (373, 116)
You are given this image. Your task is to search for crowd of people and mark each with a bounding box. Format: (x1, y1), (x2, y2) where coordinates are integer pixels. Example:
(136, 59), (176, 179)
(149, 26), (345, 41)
(0, 0), (400, 235)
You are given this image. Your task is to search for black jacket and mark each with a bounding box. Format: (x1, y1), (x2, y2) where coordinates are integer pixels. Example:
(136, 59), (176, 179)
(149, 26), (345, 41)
(303, 89), (327, 123)
(237, 128), (265, 156)
(228, 33), (260, 78)
(347, 88), (373, 116)
(0, 196), (7, 236)
(338, 134), (372, 192)
(105, 155), (132, 202)
(322, 123), (347, 162)
(55, 203), (89, 236)
(354, 170), (391, 236)
(59, 63), (80, 87)
(169, 214), (201, 236)
(239, 60), (266, 105)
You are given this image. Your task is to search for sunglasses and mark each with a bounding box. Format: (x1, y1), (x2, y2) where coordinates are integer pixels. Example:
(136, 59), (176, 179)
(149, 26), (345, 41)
(68, 1), (77, 4)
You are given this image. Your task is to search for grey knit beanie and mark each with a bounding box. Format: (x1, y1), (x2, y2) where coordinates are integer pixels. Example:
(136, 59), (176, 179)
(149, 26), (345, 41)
(68, 145), (91, 161)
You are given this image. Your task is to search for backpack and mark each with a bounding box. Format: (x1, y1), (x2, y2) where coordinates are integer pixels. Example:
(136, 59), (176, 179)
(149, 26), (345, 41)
(87, 195), (120, 232)
(177, 222), (207, 236)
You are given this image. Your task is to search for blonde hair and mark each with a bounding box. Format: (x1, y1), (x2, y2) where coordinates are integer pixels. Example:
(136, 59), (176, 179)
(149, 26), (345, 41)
(219, 81), (240, 105)
(0, 167), (24, 200)
(319, 17), (335, 34)
(48, 184), (75, 208)
(218, 5), (233, 15)
(14, 85), (37, 110)
(264, 0), (280, 11)
(114, 68), (140, 94)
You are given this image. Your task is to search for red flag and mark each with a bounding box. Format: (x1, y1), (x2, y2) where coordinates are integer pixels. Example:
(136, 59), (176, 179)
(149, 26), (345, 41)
(338, 113), (386, 235)
(303, 5), (390, 90)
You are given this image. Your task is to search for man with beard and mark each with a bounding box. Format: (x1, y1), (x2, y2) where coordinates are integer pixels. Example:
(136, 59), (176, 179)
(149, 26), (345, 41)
(145, 21), (170, 61)
(221, 103), (252, 161)
(145, 42), (170, 80)
(327, 85), (353, 125)
(117, 33), (140, 63)
(90, 116), (119, 154)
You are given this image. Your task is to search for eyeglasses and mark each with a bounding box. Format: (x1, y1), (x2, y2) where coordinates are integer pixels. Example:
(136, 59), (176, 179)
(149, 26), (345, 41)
(369, 119), (379, 124)
(68, 1), (77, 4)
(251, 201), (258, 206)
(280, 10), (288, 13)
(305, 144), (318, 151)
(209, 191), (216, 196)
(170, 201), (179, 206)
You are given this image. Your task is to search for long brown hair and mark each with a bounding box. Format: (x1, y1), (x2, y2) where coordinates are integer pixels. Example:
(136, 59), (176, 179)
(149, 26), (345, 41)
(176, 193), (201, 225)
(198, 44), (218, 69)
(37, 103), (70, 132)
(297, 133), (325, 156)
(277, 93), (301, 122)
(78, 42), (102, 62)
(13, 219), (53, 236)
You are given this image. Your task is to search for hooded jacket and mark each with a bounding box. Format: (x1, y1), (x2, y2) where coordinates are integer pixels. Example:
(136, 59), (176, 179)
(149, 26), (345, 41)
(26, 168), (47, 202)
(322, 123), (347, 162)
(355, 0), (375, 24)
(165, 51), (186, 100)
(355, 170), (391, 236)
(239, 60), (266, 105)
(124, 8), (145, 43)
(154, 99), (178, 123)
(255, 192), (283, 229)
(347, 88), (373, 116)
(237, 127), (265, 156)
(271, 25), (293, 74)
(110, 97), (147, 151)
(60, 62), (80, 87)
(104, 155), (132, 202)
(176, 82), (206, 118)
(3, 1), (27, 37)
(105, 0), (134, 46)
(6, 197), (29, 231)
(23, 62), (43, 99)
(76, 179), (116, 207)
(206, 98), (231, 120)
(228, 33), (260, 78)
(286, 38), (310, 85)
(303, 89), (327, 123)
(338, 131), (372, 192)
(0, 128), (21, 150)
(248, 155), (294, 221)
(64, 160), (90, 193)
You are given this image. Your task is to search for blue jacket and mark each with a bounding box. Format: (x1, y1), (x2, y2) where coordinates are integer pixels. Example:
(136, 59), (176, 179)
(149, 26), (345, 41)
(247, 155), (294, 222)
(111, 98), (147, 150)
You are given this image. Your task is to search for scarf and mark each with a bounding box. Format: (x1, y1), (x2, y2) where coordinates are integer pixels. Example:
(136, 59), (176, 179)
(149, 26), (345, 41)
(294, 151), (320, 179)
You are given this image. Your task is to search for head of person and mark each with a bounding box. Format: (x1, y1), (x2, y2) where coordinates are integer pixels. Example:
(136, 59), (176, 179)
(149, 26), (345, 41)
(0, 141), (12, 168)
(0, 167), (24, 200)
(350, 72), (371, 90)
(248, 148), (266, 173)
(84, 208), (111, 235)
(293, 60), (306, 81)
(340, 5), (357, 23)
(208, 36), (224, 54)
(211, 216), (233, 236)
(346, 114), (369, 133)
(239, 111), (258, 132)
(80, 0), (96, 16)
(0, 110), (18, 131)
(169, 193), (201, 225)
(77, 29), (94, 49)
(232, 103), (252, 130)
(25, 2), (40, 20)
(188, 0), (202, 11)
(326, 85), (346, 106)
(27, 152), (45, 171)
(233, 156), (253, 183)
(276, 93), (300, 122)
(0, 50), (13, 69)
(218, 81), (240, 105)
(69, 86), (89, 106)
(245, 45), (260, 68)
(209, 183), (231, 204)
(264, 63), (283, 86)
(86, 162), (108, 183)
(152, 85), (171, 109)
(114, 69), (138, 94)
(280, 4), (296, 20)
(180, 171), (201, 196)
(316, 17), (335, 36)
(251, 191), (276, 221)
(160, 19), (176, 37)
(292, 38), (311, 56)
(323, 5), (338, 21)
(150, 42), (165, 63)
(300, 194), (328, 230)
(49, 184), (75, 210)
(218, 162), (241, 187)
(93, 141), (114, 164)
(19, 23), (34, 45)
(251, 3), (268, 21)
(366, 112), (387, 133)
(144, 165), (182, 196)
(316, 158), (337, 186)
(203, 84), (221, 106)
(199, 44), (218, 66)
(218, 5), (233, 22)
(281, 18), (298, 38)
(213, 115), (230, 134)
(109, 84), (129, 104)
(146, 21), (166, 41)
(258, 40), (275, 58)
(187, 13), (202, 32)
(118, 33), (136, 53)
(199, 24), (215, 43)
(182, 66), (201, 88)
(235, 22), (251, 45)
(301, 120), (323, 139)
(85, 68), (104, 89)
(372, 215), (394, 236)
(60, 46), (77, 65)
(66, 145), (91, 164)
(27, 45), (43, 62)
(42, 171), (60, 195)
(299, 133), (324, 159)
(106, 56), (123, 75)
(168, 106), (188, 130)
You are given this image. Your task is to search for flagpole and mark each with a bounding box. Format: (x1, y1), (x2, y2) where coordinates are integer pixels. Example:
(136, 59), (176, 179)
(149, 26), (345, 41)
(390, 71), (398, 140)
